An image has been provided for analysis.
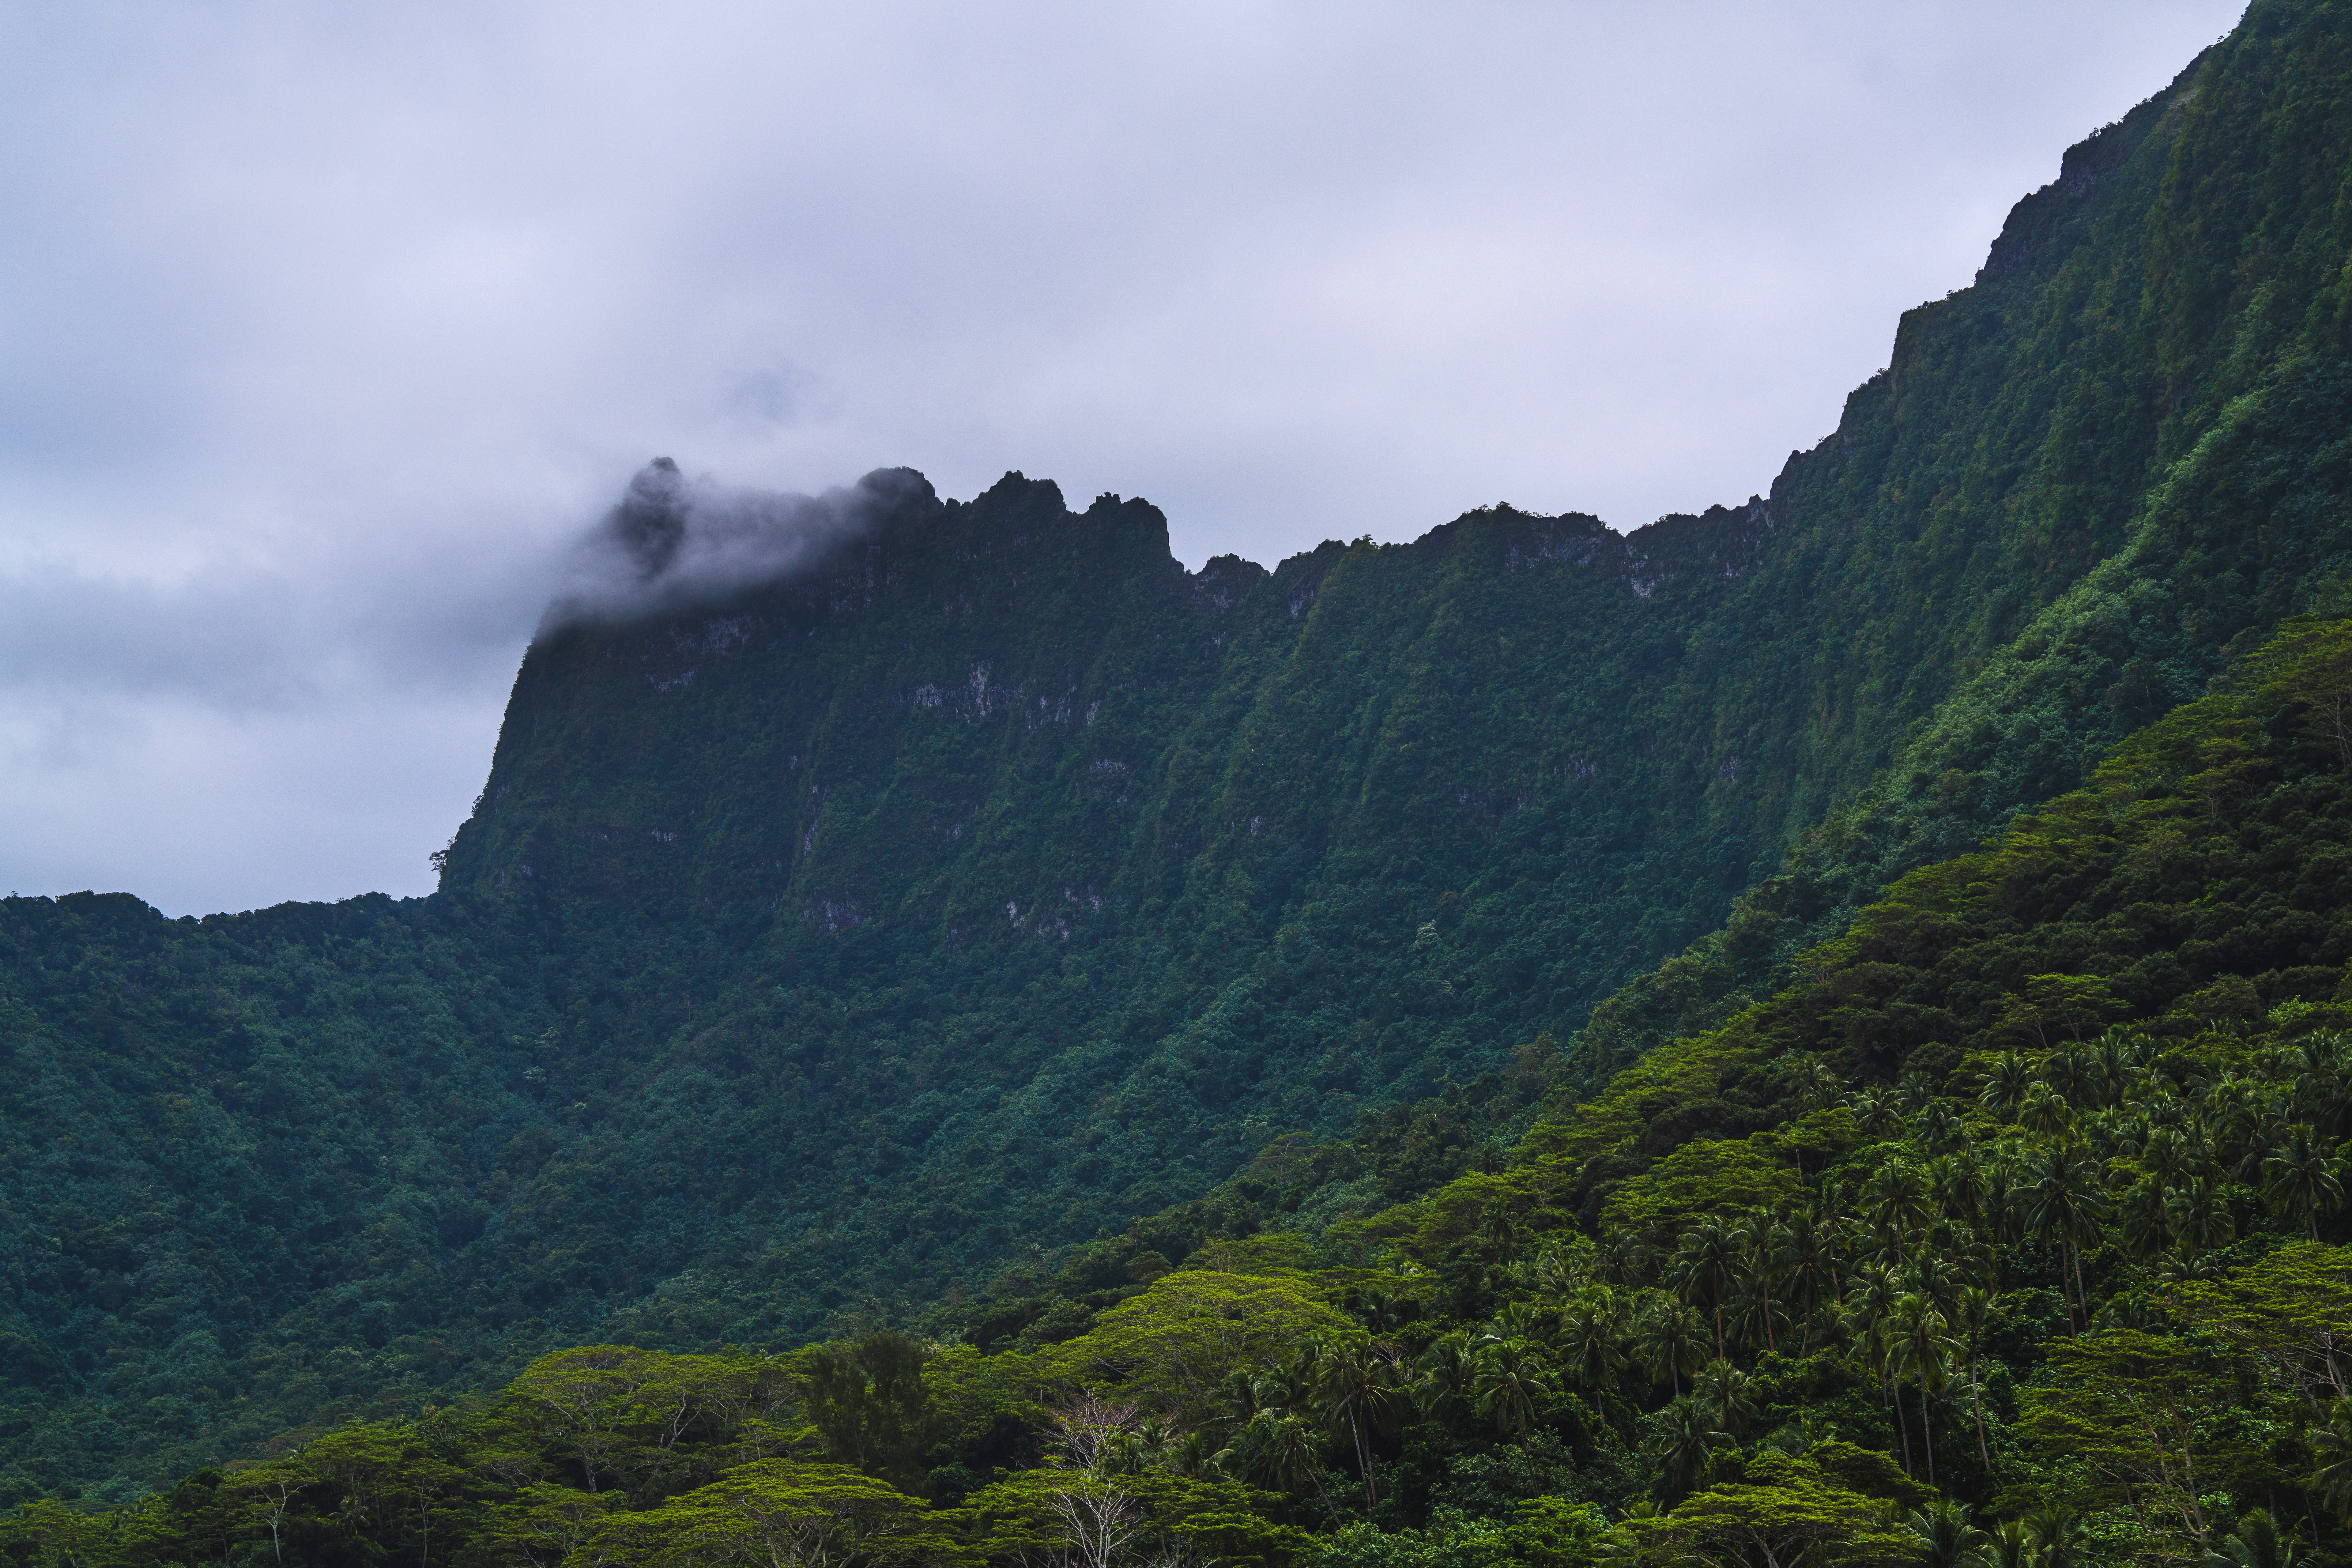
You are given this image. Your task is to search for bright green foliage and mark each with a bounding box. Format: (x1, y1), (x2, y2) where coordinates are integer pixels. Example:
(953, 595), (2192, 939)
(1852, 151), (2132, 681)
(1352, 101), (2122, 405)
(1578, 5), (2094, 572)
(1626, 1450), (1916, 1567)
(587, 1460), (964, 1566)
(1030, 1271), (1350, 1412)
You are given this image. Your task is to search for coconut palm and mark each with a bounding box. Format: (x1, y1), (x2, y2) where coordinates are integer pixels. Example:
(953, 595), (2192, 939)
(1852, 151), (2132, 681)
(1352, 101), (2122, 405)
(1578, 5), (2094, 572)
(1649, 1397), (1719, 1506)
(1557, 1287), (1626, 1407)
(1664, 1219), (1740, 1360)
(1977, 1518), (2034, 1568)
(2311, 1399), (2352, 1521)
(1411, 1334), (1478, 1428)
(1885, 1292), (1952, 1483)
(1639, 1298), (1709, 1399)
(1472, 1338), (1549, 1437)
(2024, 1503), (2090, 1568)
(2018, 1083), (2073, 1140)
(1311, 1332), (1402, 1509)
(2021, 1143), (2105, 1329)
(1728, 1213), (1790, 1353)
(2211, 1508), (2303, 1568)
(2262, 1122), (2344, 1239)
(1979, 1053), (2035, 1116)
(1866, 1160), (1935, 1266)
(1690, 1359), (1760, 1442)
(1903, 1499), (1985, 1568)
(1952, 1287), (1995, 1470)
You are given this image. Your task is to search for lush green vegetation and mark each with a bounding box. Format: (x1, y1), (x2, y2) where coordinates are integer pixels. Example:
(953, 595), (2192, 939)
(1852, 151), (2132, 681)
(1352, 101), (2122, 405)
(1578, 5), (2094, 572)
(6, 0), (2352, 1541)
(18, 616), (2352, 1564)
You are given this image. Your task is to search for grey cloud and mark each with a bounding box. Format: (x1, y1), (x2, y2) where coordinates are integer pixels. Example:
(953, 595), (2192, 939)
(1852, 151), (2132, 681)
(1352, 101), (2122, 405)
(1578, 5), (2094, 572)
(0, 0), (2252, 914)
(543, 458), (903, 630)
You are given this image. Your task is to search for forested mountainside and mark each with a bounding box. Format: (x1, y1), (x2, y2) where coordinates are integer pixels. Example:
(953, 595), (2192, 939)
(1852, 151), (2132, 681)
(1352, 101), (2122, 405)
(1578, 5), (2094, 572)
(24, 597), (2352, 1567)
(2, 0), (2350, 1540)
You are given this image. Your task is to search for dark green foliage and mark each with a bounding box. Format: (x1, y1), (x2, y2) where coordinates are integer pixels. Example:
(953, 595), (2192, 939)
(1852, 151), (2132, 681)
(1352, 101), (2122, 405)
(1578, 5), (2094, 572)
(5, 0), (2352, 1523)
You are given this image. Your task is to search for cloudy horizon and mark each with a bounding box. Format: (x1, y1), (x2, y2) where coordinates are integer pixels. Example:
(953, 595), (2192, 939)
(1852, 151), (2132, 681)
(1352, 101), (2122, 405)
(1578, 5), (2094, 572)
(0, 0), (2247, 917)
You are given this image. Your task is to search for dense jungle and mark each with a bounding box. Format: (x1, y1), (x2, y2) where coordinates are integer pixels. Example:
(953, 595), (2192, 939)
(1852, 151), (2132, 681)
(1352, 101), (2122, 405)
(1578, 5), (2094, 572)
(4, 0), (2352, 1561)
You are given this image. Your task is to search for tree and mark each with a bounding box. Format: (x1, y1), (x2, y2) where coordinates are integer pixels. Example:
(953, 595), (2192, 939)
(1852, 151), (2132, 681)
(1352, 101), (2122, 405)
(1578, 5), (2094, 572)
(1557, 1286), (1626, 1410)
(798, 1331), (942, 1493)
(484, 1484), (621, 1568)
(507, 1344), (668, 1492)
(1411, 1333), (1479, 1428)
(1884, 1293), (1953, 1484)
(1034, 1272), (1349, 1414)
(1310, 1332), (1404, 1509)
(2167, 1243), (2352, 1405)
(1952, 1288), (1995, 1471)
(589, 1460), (963, 1566)
(2021, 1144), (2105, 1330)
(2211, 1507), (2304, 1568)
(1631, 1450), (1916, 1567)
(1997, 974), (2124, 1052)
(2309, 1399), (2352, 1522)
(1470, 1338), (1548, 1437)
(2262, 1124), (2344, 1240)
(222, 1461), (317, 1566)
(1665, 1219), (1740, 1361)
(2016, 1330), (2247, 1551)
(1690, 1360), (1760, 1443)
(1638, 1298), (1709, 1400)
(1903, 1498), (1985, 1568)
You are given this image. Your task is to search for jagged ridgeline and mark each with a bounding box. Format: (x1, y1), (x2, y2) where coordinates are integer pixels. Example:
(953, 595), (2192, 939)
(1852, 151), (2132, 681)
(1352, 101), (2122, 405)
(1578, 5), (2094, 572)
(0, 0), (2347, 1507)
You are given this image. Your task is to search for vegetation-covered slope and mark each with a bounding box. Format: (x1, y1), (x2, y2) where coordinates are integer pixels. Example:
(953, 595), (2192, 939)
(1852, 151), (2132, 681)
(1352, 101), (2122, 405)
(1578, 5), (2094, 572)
(5, 0), (2352, 1520)
(25, 597), (2352, 1568)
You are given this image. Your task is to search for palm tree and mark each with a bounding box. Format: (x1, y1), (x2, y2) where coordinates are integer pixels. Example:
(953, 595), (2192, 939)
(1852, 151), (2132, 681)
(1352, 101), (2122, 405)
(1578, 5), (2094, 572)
(1557, 1287), (1625, 1409)
(2211, 1508), (2303, 1568)
(1470, 1339), (1548, 1437)
(2024, 1503), (2090, 1568)
(1789, 1054), (1842, 1110)
(1979, 1053), (2034, 1117)
(1866, 1161), (1934, 1267)
(1977, 1518), (2034, 1568)
(2311, 1400), (2352, 1522)
(1638, 1298), (1708, 1399)
(1981, 1157), (2023, 1247)
(2263, 1122), (2344, 1240)
(2118, 1176), (2172, 1258)
(2018, 1083), (2073, 1140)
(1885, 1292), (1952, 1484)
(2167, 1175), (2236, 1252)
(1411, 1334), (1478, 1428)
(1728, 1214), (1789, 1353)
(1649, 1397), (1718, 1506)
(2021, 1144), (2104, 1330)
(1784, 1212), (1838, 1353)
(1850, 1088), (1907, 1140)
(1952, 1287), (1994, 1470)
(1840, 1265), (1907, 1470)
(1311, 1333), (1402, 1509)
(1689, 1359), (1760, 1442)
(1929, 1151), (1988, 1230)
(1916, 1101), (1967, 1156)
(1219, 1409), (1333, 1516)
(1598, 1230), (1651, 1287)
(1665, 1219), (1740, 1360)
(1903, 1499), (1985, 1568)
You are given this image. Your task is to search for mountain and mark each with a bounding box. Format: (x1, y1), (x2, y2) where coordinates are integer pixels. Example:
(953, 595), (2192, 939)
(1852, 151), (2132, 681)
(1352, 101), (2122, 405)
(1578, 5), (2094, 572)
(2, 0), (2350, 1519)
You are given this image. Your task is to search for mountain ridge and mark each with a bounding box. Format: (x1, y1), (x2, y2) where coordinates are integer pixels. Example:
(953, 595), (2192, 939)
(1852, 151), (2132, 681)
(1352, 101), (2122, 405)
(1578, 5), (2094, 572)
(6, 0), (2352, 1514)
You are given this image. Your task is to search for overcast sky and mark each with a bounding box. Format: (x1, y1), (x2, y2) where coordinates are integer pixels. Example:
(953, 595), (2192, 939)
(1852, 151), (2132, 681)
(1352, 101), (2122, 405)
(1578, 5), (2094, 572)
(0, 0), (2247, 917)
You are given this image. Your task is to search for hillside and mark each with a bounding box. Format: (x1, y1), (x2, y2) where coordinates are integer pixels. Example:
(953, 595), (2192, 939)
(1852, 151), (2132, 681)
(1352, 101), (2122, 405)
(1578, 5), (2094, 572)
(2, 0), (2350, 1523)
(23, 572), (2352, 1567)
